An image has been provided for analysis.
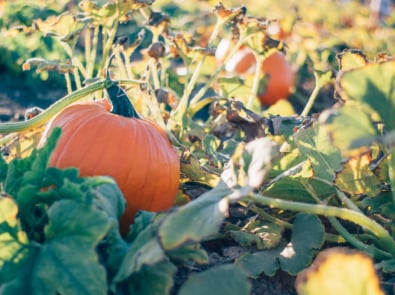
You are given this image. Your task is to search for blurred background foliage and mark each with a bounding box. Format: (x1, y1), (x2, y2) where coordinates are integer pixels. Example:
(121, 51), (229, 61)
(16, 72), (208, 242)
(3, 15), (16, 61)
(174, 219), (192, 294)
(0, 0), (394, 114)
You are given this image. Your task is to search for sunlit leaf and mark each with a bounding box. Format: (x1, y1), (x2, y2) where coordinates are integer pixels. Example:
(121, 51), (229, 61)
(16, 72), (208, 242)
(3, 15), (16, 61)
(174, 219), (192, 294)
(2, 126), (45, 161)
(264, 177), (336, 203)
(0, 197), (30, 282)
(225, 138), (280, 189)
(336, 60), (395, 129)
(295, 247), (385, 295)
(33, 12), (88, 44)
(295, 122), (343, 182)
(335, 152), (381, 197)
(337, 49), (368, 71)
(389, 148), (395, 203)
(319, 104), (378, 155)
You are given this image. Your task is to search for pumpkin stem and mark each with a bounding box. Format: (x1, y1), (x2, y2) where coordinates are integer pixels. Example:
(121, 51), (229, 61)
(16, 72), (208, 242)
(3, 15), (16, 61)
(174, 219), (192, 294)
(105, 54), (140, 119)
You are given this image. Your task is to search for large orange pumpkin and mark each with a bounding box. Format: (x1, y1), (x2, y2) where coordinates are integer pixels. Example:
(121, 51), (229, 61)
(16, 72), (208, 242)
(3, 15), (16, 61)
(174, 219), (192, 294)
(39, 83), (180, 235)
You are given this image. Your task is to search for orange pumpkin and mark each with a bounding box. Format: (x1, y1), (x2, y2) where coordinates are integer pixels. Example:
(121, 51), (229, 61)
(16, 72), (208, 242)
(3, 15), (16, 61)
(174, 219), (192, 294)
(39, 83), (180, 235)
(215, 39), (294, 106)
(257, 51), (294, 106)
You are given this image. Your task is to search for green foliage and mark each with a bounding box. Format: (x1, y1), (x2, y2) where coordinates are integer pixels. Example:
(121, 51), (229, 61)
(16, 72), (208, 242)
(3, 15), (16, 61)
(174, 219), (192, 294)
(1, 0), (395, 294)
(236, 214), (324, 276)
(178, 264), (252, 295)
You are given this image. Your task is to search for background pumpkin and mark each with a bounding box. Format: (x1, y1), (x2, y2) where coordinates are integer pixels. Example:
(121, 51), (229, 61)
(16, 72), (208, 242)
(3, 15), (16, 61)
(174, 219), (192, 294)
(215, 39), (294, 106)
(39, 84), (180, 235)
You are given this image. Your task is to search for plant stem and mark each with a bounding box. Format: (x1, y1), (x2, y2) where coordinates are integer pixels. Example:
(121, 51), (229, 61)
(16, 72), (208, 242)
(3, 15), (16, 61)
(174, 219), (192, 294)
(301, 71), (320, 117)
(188, 37), (247, 108)
(87, 26), (100, 79)
(249, 192), (395, 257)
(64, 73), (72, 94)
(328, 217), (391, 259)
(0, 79), (143, 134)
(99, 20), (119, 78)
(150, 59), (162, 90)
(172, 55), (206, 129)
(247, 51), (261, 109)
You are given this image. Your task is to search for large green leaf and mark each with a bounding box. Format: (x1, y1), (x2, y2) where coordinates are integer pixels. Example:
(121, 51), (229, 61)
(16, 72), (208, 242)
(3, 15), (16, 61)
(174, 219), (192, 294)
(236, 214), (325, 277)
(236, 245), (283, 277)
(319, 104), (378, 155)
(178, 264), (251, 295)
(1, 200), (111, 295)
(337, 60), (395, 130)
(113, 224), (167, 283)
(335, 152), (381, 197)
(35, 200), (110, 294)
(125, 262), (177, 295)
(279, 214), (325, 274)
(158, 181), (231, 250)
(295, 123), (342, 182)
(263, 177), (336, 203)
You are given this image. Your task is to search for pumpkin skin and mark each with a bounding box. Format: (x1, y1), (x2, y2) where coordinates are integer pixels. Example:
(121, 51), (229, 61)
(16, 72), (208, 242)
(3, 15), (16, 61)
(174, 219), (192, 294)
(257, 51), (294, 106)
(39, 97), (180, 235)
(215, 39), (294, 106)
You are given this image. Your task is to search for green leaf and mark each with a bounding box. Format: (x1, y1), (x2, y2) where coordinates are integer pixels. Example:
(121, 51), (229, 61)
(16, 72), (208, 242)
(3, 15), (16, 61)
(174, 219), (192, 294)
(335, 152), (381, 197)
(178, 264), (251, 295)
(1, 199), (111, 294)
(91, 180), (126, 220)
(295, 122), (342, 182)
(390, 148), (395, 203)
(337, 60), (395, 130)
(223, 138), (280, 189)
(0, 197), (30, 282)
(319, 104), (378, 155)
(158, 181), (231, 250)
(36, 200), (110, 294)
(278, 214), (325, 275)
(113, 223), (167, 283)
(264, 177), (336, 203)
(4, 127), (61, 206)
(126, 262), (177, 295)
(203, 134), (227, 167)
(228, 220), (284, 250)
(126, 210), (156, 242)
(218, 76), (253, 98)
(236, 244), (283, 277)
(0, 155), (7, 182)
(236, 214), (325, 277)
(167, 243), (209, 265)
(337, 50), (368, 71)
